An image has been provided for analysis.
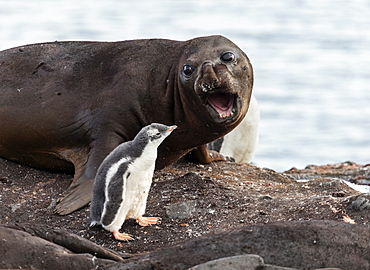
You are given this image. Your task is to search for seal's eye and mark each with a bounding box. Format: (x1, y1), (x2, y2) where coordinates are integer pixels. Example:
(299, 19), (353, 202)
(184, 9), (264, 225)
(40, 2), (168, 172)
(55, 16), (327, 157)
(221, 52), (235, 63)
(183, 65), (195, 77)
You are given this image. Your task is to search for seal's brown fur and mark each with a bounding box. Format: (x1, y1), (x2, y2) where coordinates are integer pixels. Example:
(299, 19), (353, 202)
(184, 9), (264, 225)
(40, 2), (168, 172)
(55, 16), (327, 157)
(0, 35), (253, 214)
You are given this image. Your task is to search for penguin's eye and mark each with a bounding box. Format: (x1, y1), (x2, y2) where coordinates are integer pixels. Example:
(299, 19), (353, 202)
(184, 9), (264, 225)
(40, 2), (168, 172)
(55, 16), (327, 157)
(150, 132), (162, 141)
(183, 65), (196, 77)
(221, 52), (235, 63)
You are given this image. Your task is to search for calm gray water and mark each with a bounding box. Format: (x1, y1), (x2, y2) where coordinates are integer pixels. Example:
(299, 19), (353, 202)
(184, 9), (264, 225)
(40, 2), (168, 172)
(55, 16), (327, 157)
(1, 0), (369, 171)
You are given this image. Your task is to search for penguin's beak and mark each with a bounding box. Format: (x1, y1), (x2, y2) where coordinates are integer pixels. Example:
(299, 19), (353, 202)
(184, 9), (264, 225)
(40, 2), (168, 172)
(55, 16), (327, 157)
(167, 125), (177, 132)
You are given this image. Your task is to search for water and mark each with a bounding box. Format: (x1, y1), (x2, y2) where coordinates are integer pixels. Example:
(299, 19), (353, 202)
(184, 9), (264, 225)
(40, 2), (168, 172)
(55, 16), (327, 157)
(1, 0), (369, 171)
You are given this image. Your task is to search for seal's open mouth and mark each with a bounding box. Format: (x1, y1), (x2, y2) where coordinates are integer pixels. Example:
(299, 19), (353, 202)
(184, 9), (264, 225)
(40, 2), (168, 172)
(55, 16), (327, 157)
(206, 93), (236, 119)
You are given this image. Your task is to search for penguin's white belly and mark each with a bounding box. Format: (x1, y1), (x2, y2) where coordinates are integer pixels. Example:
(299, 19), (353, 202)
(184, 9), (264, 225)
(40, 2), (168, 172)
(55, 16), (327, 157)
(124, 167), (154, 218)
(103, 156), (156, 233)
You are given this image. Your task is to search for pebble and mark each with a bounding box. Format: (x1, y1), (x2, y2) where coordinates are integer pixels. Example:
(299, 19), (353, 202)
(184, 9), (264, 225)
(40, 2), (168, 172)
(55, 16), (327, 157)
(166, 200), (200, 219)
(47, 199), (57, 209)
(184, 172), (199, 177)
(259, 195), (273, 200)
(350, 195), (370, 211)
(10, 203), (22, 212)
(0, 176), (10, 183)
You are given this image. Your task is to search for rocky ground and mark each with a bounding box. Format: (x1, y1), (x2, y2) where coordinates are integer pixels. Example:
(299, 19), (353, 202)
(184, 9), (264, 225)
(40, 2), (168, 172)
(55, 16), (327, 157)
(1, 157), (370, 269)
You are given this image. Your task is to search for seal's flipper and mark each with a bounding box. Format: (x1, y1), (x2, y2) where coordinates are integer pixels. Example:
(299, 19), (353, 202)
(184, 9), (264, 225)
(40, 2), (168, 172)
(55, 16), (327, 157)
(56, 136), (124, 215)
(55, 176), (94, 215)
(190, 144), (234, 164)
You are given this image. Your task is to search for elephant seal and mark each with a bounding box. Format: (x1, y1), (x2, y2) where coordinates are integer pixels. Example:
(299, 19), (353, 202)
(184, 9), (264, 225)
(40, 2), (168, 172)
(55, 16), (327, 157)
(0, 35), (253, 214)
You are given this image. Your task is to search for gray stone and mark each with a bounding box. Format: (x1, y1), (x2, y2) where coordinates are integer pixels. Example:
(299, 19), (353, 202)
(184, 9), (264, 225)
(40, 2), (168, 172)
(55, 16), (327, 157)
(259, 195), (273, 200)
(258, 264), (298, 270)
(188, 255), (298, 270)
(188, 254), (264, 270)
(255, 264), (297, 270)
(351, 195), (370, 211)
(10, 202), (23, 212)
(166, 200), (199, 219)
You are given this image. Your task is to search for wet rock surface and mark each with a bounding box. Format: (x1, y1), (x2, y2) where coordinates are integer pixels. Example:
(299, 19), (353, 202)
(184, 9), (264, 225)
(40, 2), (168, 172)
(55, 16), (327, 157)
(1, 158), (369, 269)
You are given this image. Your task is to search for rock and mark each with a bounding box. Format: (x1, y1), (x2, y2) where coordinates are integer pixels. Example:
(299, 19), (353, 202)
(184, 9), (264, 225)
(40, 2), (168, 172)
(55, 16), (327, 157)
(312, 268), (342, 270)
(0, 224), (123, 270)
(259, 264), (299, 270)
(47, 198), (58, 209)
(188, 254), (264, 270)
(166, 200), (201, 219)
(1, 159), (370, 269)
(188, 254), (298, 270)
(189, 254), (263, 270)
(350, 195), (370, 211)
(0, 176), (10, 183)
(10, 202), (24, 212)
(101, 220), (370, 270)
(259, 195), (273, 200)
(184, 172), (200, 177)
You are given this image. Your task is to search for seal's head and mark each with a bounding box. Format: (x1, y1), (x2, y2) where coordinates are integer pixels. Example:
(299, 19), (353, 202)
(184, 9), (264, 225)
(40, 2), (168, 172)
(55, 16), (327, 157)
(179, 35), (253, 125)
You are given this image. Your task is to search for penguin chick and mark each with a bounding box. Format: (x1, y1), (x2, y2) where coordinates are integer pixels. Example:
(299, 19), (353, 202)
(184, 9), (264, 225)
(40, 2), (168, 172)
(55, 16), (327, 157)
(89, 123), (177, 241)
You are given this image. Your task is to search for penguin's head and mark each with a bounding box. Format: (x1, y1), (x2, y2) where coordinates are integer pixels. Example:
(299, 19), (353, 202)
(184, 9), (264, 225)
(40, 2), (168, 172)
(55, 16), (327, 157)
(146, 123), (177, 143)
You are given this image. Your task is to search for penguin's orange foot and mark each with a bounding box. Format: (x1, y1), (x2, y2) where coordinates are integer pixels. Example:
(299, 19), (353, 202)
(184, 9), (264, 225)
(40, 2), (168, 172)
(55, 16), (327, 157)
(113, 231), (134, 241)
(136, 216), (161, 227)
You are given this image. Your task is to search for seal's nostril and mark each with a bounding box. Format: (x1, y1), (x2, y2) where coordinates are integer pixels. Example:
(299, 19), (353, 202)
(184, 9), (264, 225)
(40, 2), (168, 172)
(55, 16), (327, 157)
(201, 83), (211, 92)
(212, 78), (220, 88)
